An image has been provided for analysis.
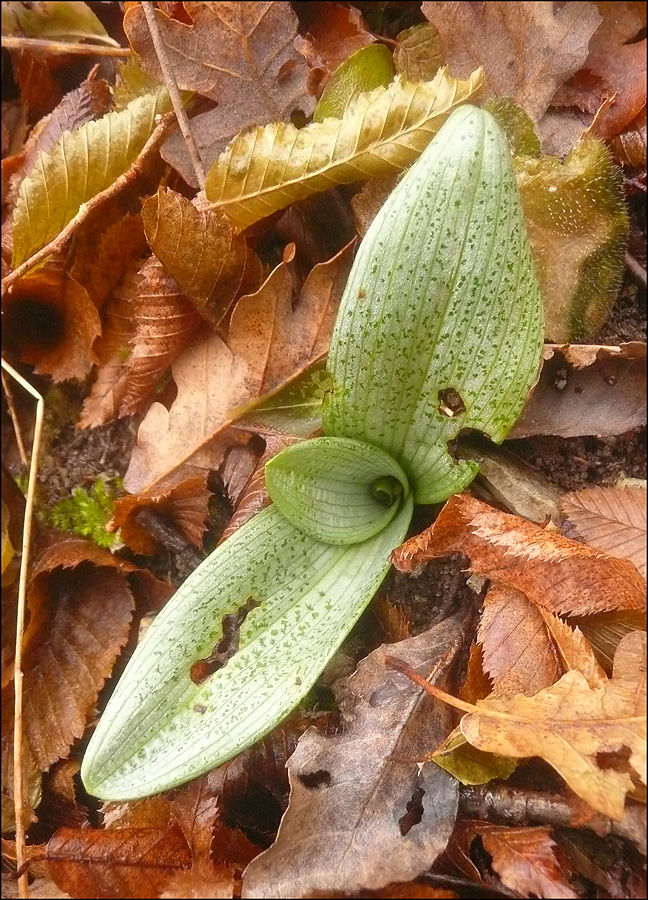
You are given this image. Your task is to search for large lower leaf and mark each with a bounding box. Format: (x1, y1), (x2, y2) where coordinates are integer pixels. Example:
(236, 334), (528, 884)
(205, 68), (482, 229)
(12, 88), (171, 266)
(81, 500), (412, 800)
(323, 105), (544, 503)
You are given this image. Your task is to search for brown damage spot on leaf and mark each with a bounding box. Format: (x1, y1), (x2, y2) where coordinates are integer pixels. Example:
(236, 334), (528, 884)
(438, 387), (466, 418)
(190, 597), (260, 685)
(392, 493), (646, 616)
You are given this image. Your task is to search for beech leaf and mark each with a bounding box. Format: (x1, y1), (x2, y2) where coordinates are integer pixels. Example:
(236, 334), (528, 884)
(205, 68), (483, 229)
(392, 493), (647, 616)
(12, 89), (171, 266)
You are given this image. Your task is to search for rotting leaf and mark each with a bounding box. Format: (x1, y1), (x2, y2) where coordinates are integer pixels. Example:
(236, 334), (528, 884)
(12, 88), (171, 266)
(393, 23), (442, 82)
(515, 137), (629, 341)
(141, 187), (262, 327)
(2, 258), (101, 382)
(44, 825), (191, 900)
(242, 612), (469, 898)
(124, 243), (354, 494)
(561, 484), (647, 578)
(205, 68), (483, 229)
(422, 0), (601, 123)
(392, 493), (647, 616)
(124, 0), (315, 187)
(510, 342), (646, 438)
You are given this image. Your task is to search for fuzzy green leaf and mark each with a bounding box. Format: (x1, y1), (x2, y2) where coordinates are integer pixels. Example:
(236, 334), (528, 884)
(266, 437), (409, 545)
(12, 89), (171, 266)
(205, 67), (483, 229)
(313, 44), (395, 122)
(323, 105), (545, 503)
(81, 500), (412, 800)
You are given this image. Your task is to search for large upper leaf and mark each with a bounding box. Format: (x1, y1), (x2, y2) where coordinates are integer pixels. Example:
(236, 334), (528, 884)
(205, 68), (483, 229)
(323, 105), (544, 503)
(81, 499), (412, 800)
(12, 89), (171, 266)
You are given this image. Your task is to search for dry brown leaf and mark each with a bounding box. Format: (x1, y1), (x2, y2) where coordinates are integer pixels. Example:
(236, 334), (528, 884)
(478, 584), (562, 697)
(80, 260), (143, 428)
(45, 825), (191, 899)
(392, 493), (646, 616)
(2, 259), (101, 382)
(458, 631), (647, 819)
(124, 243), (353, 493)
(112, 474), (212, 557)
(243, 612), (469, 898)
(539, 610), (607, 690)
(610, 104), (647, 169)
(510, 343), (647, 438)
(474, 824), (576, 899)
(1, 875), (69, 899)
(12, 49), (61, 120)
(422, 1), (601, 122)
(119, 255), (204, 417)
(102, 795), (174, 831)
(124, 1), (315, 186)
(298, 1), (374, 72)
(161, 861), (236, 899)
(561, 485), (647, 577)
(571, 610), (647, 672)
(555, 1), (647, 140)
(142, 188), (262, 327)
(394, 23), (443, 82)
(356, 884), (457, 899)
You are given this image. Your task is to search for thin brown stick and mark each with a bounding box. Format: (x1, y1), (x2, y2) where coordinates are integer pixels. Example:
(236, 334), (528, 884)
(386, 655), (483, 714)
(1, 112), (176, 295)
(1, 36), (130, 56)
(1, 370), (29, 466)
(1, 359), (44, 900)
(141, 2), (206, 189)
(625, 251), (647, 289)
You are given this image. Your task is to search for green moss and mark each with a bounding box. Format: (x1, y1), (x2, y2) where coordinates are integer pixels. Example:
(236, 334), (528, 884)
(49, 476), (123, 549)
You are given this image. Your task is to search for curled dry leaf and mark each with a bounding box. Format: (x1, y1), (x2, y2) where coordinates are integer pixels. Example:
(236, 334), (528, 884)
(392, 493), (646, 616)
(124, 243), (354, 494)
(471, 823), (577, 899)
(510, 342), (647, 438)
(243, 612), (469, 898)
(112, 474), (211, 557)
(515, 138), (628, 342)
(124, 0), (315, 187)
(205, 68), (483, 229)
(458, 631), (647, 819)
(2, 259), (101, 382)
(422, 0), (601, 122)
(44, 825), (191, 900)
(610, 105), (647, 170)
(561, 484), (647, 578)
(141, 187), (262, 327)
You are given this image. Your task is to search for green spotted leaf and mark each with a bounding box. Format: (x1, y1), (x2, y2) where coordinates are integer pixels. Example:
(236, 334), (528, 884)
(323, 105), (545, 503)
(12, 89), (171, 267)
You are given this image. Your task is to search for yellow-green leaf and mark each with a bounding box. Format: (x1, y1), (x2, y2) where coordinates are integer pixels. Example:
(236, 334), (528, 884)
(12, 89), (171, 267)
(313, 44), (395, 123)
(1, 0), (115, 45)
(393, 23), (442, 81)
(205, 67), (483, 229)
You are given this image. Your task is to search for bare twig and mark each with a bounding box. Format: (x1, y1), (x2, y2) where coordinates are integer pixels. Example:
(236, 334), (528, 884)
(1, 36), (131, 56)
(1, 112), (176, 296)
(1, 370), (29, 466)
(625, 251), (647, 289)
(1, 360), (45, 900)
(141, 2), (206, 189)
(459, 784), (647, 856)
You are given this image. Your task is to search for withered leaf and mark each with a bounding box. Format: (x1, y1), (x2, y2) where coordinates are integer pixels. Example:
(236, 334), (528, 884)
(243, 612), (469, 898)
(124, 243), (353, 494)
(11, 49), (61, 121)
(510, 343), (647, 438)
(571, 610), (647, 673)
(112, 474), (211, 557)
(2, 259), (101, 382)
(392, 493), (646, 616)
(142, 188), (262, 327)
(45, 825), (191, 899)
(422, 0), (601, 122)
(561, 484), (647, 578)
(124, 1), (314, 186)
(458, 631), (647, 819)
(473, 823), (577, 899)
(610, 105), (647, 170)
(299, 1), (374, 73)
(393, 23), (443, 82)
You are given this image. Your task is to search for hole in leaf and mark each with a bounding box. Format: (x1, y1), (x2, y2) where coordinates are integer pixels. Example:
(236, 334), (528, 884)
(299, 769), (331, 790)
(398, 785), (425, 835)
(596, 746), (632, 773)
(290, 108), (308, 128)
(190, 597), (260, 684)
(3, 297), (64, 354)
(371, 475), (403, 506)
(438, 387), (466, 417)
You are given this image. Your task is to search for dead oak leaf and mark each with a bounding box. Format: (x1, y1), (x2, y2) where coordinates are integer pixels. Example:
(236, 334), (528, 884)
(124, 1), (315, 186)
(459, 631), (647, 820)
(422, 1), (601, 122)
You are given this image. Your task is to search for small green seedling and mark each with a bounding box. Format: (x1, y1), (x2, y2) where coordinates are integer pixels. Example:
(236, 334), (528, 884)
(82, 106), (544, 800)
